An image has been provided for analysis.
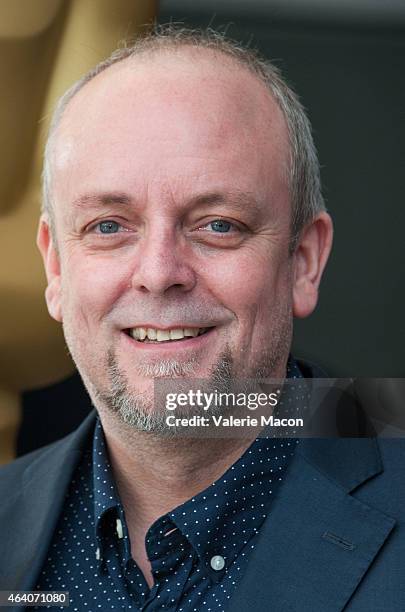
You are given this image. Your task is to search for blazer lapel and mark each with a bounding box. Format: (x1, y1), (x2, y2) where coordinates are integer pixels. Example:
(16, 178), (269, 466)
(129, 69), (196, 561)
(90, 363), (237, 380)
(0, 411), (96, 596)
(228, 438), (396, 612)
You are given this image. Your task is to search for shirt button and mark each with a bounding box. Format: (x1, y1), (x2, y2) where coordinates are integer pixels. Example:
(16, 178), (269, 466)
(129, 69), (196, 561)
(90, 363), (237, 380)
(116, 518), (123, 539)
(210, 555), (225, 571)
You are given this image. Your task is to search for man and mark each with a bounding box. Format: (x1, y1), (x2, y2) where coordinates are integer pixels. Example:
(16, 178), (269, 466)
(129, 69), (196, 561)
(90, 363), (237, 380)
(1, 26), (404, 611)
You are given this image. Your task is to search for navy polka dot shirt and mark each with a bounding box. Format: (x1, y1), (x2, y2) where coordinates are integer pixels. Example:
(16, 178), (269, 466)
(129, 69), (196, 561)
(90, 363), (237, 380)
(34, 360), (304, 610)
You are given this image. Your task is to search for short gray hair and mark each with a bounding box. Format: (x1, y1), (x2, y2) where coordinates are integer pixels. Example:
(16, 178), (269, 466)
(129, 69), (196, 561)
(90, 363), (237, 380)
(42, 24), (325, 249)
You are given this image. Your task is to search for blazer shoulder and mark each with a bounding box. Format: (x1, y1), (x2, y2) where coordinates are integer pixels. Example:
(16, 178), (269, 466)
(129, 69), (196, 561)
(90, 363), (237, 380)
(0, 410), (97, 496)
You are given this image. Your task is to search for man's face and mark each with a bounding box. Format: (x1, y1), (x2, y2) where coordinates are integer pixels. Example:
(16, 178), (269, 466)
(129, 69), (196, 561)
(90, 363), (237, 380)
(40, 52), (304, 427)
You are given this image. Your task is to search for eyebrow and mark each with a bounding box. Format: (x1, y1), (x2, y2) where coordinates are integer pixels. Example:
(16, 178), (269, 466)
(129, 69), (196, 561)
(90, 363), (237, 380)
(71, 189), (263, 216)
(72, 192), (132, 209)
(188, 190), (262, 213)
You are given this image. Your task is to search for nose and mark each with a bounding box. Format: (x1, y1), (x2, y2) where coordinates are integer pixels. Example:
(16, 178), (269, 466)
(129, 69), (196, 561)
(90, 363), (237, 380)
(131, 226), (197, 296)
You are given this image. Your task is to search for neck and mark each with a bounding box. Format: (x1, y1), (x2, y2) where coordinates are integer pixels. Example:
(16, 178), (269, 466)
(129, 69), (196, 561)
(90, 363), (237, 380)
(100, 412), (255, 523)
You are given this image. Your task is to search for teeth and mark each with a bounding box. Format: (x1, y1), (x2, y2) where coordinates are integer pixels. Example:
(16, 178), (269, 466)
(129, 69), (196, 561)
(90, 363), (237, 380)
(147, 328), (157, 340)
(129, 327), (207, 342)
(156, 329), (171, 342)
(184, 328), (199, 337)
(170, 329), (184, 340)
(132, 327), (146, 340)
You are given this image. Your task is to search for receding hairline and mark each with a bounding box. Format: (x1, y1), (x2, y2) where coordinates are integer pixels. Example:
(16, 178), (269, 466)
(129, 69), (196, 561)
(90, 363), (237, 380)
(47, 43), (291, 228)
(46, 43), (291, 220)
(53, 43), (288, 149)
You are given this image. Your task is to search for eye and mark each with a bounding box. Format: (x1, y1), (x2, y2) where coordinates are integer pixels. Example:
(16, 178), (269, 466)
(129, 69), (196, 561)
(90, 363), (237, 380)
(96, 220), (121, 234)
(207, 219), (233, 233)
(193, 217), (247, 246)
(83, 218), (133, 248)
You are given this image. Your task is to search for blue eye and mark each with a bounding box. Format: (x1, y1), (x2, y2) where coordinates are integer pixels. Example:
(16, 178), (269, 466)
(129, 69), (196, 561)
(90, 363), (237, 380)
(209, 220), (232, 233)
(98, 220), (120, 234)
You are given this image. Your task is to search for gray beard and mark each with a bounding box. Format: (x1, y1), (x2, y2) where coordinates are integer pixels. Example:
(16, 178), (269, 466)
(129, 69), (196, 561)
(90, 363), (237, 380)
(96, 348), (234, 437)
(94, 332), (290, 438)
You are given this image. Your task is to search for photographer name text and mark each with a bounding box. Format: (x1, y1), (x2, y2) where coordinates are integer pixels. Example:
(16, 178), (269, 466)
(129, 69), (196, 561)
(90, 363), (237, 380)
(165, 414), (304, 428)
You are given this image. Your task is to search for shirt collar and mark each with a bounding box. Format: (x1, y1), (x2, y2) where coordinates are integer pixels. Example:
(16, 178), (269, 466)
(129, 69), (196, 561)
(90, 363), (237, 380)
(92, 419), (132, 565)
(286, 356), (303, 380)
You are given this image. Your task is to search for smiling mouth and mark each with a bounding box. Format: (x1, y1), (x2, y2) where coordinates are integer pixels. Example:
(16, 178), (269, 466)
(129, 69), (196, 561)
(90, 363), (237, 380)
(124, 326), (213, 343)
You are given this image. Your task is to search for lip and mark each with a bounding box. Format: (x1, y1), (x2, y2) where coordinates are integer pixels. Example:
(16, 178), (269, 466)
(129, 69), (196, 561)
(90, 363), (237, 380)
(121, 326), (217, 351)
(123, 323), (216, 331)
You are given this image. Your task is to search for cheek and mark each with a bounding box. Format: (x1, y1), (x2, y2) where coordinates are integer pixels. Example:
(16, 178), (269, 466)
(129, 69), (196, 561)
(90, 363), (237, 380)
(60, 254), (129, 324)
(203, 249), (290, 320)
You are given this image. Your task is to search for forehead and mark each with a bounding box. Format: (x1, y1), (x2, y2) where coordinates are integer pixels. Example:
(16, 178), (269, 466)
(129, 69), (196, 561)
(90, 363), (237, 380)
(51, 49), (290, 217)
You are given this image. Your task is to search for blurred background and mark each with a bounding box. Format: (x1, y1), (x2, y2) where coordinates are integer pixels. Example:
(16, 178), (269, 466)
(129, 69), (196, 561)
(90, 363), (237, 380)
(0, 0), (404, 463)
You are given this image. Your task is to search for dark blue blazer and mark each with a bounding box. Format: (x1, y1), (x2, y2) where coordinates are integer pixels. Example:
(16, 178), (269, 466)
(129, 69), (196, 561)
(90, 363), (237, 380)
(0, 410), (404, 611)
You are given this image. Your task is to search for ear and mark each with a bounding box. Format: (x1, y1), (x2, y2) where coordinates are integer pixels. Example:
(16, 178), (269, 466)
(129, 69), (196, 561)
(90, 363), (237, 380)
(292, 211), (333, 318)
(37, 215), (63, 322)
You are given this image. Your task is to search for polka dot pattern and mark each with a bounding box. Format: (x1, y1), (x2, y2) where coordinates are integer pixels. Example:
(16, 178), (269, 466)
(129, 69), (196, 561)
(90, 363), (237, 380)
(34, 359), (303, 610)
